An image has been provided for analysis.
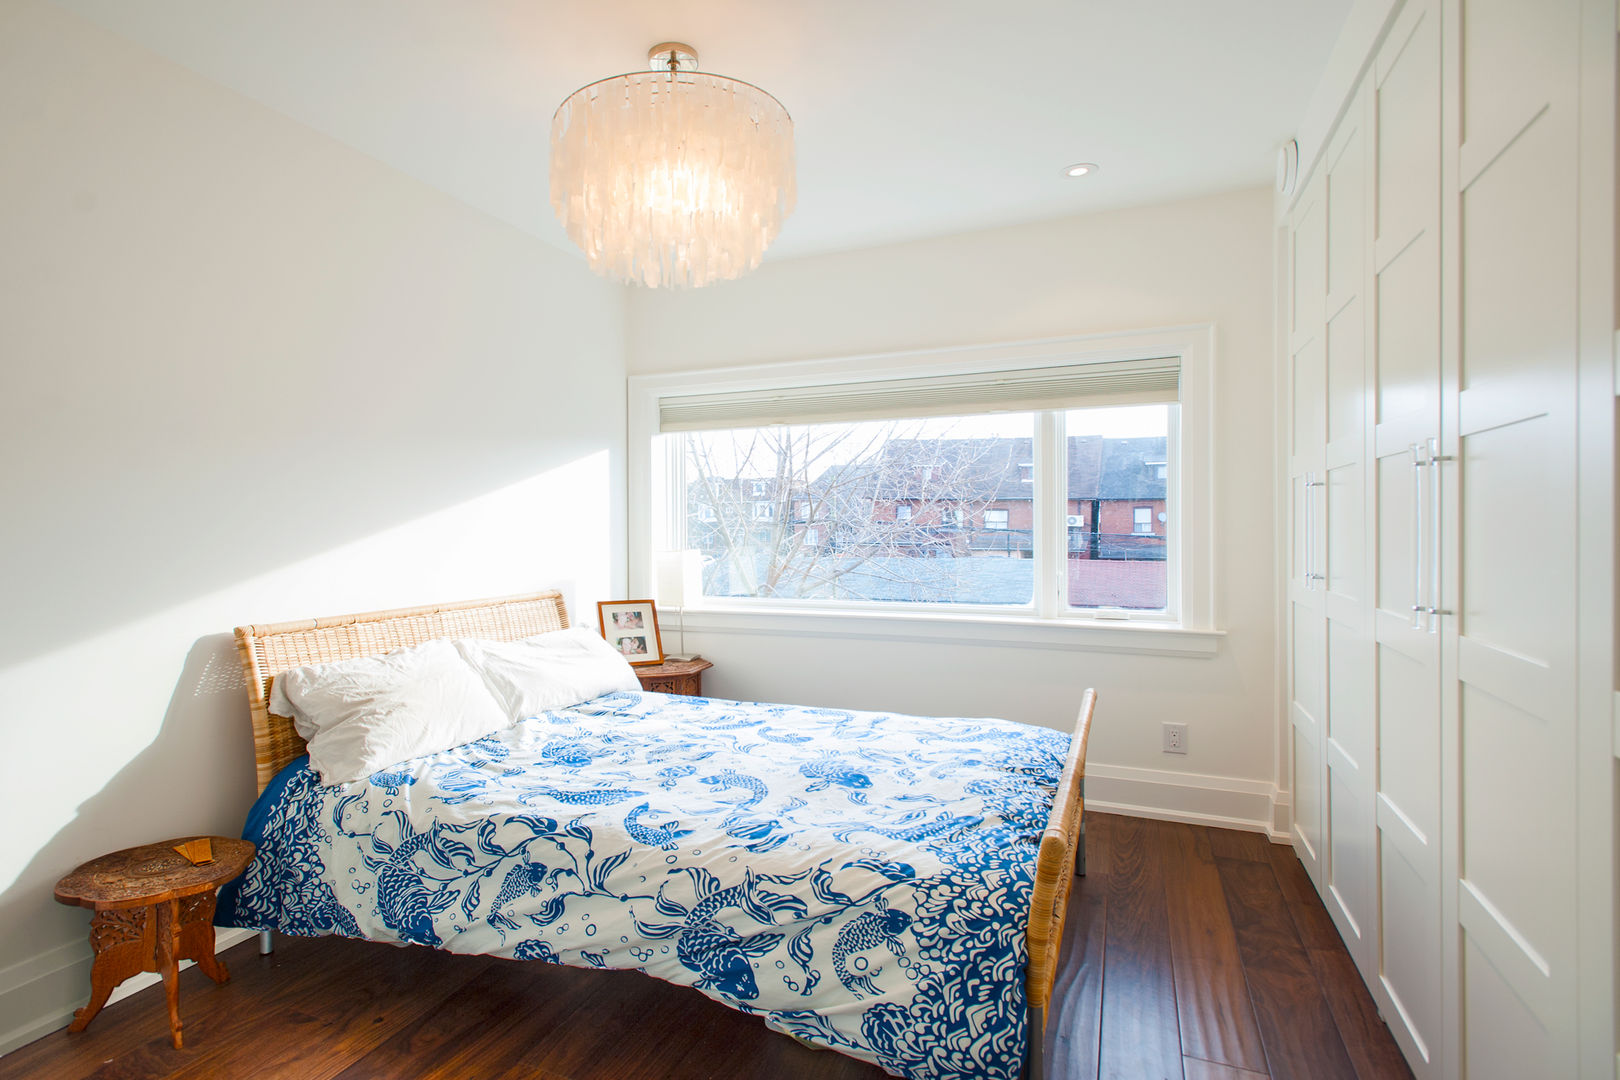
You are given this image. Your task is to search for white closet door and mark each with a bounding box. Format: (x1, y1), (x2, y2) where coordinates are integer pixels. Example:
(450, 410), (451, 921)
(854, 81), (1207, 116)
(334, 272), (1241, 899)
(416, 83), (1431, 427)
(1443, 0), (1582, 1074)
(1368, 3), (1444, 1074)
(1319, 90), (1377, 981)
(1288, 173), (1328, 887)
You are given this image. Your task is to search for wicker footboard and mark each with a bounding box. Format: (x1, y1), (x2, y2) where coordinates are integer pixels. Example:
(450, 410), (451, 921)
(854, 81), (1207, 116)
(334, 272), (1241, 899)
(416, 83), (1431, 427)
(1023, 688), (1097, 1080)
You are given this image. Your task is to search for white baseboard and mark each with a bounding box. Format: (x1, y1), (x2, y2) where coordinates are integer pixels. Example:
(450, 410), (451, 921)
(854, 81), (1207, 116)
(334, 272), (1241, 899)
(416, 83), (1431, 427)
(0, 927), (256, 1057)
(1087, 762), (1292, 842)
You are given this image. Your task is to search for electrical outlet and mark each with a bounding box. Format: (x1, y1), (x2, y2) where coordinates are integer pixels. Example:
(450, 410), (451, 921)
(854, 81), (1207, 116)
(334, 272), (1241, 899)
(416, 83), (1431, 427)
(1162, 722), (1188, 754)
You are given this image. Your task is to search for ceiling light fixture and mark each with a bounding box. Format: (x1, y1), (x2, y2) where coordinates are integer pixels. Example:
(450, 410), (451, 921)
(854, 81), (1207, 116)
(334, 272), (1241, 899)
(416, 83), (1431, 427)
(549, 43), (796, 289)
(1064, 162), (1099, 178)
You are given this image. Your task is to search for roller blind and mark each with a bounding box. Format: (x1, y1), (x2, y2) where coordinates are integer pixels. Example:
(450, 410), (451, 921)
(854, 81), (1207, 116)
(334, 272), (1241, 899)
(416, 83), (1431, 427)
(657, 356), (1180, 432)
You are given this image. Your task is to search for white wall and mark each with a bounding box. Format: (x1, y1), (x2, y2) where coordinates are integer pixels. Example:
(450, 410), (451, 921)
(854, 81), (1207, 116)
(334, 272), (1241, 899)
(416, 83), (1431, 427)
(628, 186), (1281, 832)
(0, 0), (624, 1049)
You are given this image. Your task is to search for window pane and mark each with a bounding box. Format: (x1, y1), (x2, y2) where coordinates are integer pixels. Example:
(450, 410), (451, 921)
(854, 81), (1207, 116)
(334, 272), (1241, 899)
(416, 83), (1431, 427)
(686, 415), (1036, 604)
(1065, 405), (1170, 611)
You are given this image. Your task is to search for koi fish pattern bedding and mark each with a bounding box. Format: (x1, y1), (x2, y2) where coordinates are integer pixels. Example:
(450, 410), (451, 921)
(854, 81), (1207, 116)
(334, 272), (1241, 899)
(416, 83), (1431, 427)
(218, 690), (1069, 1080)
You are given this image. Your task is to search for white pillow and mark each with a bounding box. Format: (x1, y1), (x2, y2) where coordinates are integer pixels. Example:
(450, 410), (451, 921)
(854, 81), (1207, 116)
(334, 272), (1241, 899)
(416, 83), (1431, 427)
(268, 638), (510, 786)
(454, 627), (639, 721)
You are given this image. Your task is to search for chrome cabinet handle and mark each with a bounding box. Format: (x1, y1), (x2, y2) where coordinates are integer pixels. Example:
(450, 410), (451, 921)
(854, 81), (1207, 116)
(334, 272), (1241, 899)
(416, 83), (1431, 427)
(1426, 436), (1452, 631)
(1304, 473), (1326, 588)
(1300, 473), (1311, 589)
(1411, 444), (1426, 627)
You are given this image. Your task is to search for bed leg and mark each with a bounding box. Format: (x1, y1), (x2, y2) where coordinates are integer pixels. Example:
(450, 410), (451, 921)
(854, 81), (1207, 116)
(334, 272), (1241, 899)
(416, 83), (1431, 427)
(1025, 1005), (1047, 1080)
(258, 930), (273, 956)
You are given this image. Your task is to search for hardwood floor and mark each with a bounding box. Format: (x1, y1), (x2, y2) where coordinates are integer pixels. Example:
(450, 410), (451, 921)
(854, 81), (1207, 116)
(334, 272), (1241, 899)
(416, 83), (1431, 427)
(0, 814), (1413, 1080)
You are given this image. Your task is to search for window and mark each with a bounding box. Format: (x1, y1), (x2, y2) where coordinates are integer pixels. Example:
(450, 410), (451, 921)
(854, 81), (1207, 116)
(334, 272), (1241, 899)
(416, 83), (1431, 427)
(632, 328), (1215, 636)
(751, 480), (768, 496)
(1068, 409), (1169, 609)
(682, 415), (1035, 604)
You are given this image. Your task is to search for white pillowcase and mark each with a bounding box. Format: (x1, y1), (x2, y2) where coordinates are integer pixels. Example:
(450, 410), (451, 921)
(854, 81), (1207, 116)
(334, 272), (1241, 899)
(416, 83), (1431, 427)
(454, 627), (639, 721)
(269, 638), (510, 786)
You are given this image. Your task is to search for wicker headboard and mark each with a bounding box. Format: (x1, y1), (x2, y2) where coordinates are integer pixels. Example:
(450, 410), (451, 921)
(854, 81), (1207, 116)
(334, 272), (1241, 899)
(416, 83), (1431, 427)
(233, 591), (570, 793)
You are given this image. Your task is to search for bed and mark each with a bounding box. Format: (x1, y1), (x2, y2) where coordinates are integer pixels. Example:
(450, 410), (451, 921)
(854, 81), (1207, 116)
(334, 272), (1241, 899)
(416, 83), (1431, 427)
(222, 591), (1093, 1080)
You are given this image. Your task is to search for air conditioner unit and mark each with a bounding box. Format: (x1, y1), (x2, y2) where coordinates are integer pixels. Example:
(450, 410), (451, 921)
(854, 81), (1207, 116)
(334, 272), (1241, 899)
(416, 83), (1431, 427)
(1065, 515), (1084, 528)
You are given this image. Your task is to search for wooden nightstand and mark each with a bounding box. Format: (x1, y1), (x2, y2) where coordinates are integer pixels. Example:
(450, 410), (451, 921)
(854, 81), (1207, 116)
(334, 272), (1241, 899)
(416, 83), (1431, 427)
(634, 657), (713, 696)
(55, 836), (255, 1049)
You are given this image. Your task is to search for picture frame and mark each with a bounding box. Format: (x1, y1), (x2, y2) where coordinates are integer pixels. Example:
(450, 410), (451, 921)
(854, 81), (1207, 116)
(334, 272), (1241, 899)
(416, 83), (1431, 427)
(597, 599), (664, 666)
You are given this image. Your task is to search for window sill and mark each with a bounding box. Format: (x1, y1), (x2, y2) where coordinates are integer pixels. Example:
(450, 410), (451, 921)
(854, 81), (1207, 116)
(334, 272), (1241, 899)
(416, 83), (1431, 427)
(667, 606), (1224, 657)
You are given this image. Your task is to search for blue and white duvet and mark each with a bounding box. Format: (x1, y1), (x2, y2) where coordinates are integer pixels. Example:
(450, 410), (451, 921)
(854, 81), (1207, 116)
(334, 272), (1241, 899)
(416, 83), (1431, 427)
(219, 691), (1069, 1079)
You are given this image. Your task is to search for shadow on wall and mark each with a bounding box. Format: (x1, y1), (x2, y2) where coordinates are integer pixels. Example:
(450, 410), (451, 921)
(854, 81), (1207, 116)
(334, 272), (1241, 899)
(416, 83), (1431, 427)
(0, 634), (259, 1026)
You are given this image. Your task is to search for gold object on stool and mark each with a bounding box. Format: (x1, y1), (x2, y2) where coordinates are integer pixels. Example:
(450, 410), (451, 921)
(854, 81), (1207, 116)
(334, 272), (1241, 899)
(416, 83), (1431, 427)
(171, 838), (213, 865)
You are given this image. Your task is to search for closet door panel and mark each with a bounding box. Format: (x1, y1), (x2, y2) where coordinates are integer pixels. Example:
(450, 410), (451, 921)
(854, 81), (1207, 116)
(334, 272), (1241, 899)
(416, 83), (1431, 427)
(1457, 415), (1563, 661)
(1369, 3), (1442, 1072)
(1375, 5), (1439, 257)
(1292, 611), (1327, 871)
(1379, 833), (1442, 1069)
(1459, 0), (1571, 152)
(1325, 457), (1363, 602)
(1376, 646), (1440, 843)
(1318, 96), (1375, 966)
(1326, 622), (1374, 944)
(1458, 121), (1577, 396)
(1461, 934), (1552, 1080)
(1327, 301), (1365, 451)
(1326, 755), (1373, 942)
(1374, 242), (1440, 431)
(1326, 121), (1364, 303)
(1293, 339), (1327, 462)
(1288, 173), (1329, 883)
(1450, 0), (1581, 1070)
(1459, 684), (1573, 962)
(1373, 455), (1418, 618)
(1293, 192), (1326, 339)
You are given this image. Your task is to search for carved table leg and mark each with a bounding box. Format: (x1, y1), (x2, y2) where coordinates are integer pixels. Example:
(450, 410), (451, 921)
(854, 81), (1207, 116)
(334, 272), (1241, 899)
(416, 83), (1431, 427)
(69, 906), (148, 1033)
(154, 900), (182, 1049)
(68, 979), (115, 1034)
(178, 892), (229, 985)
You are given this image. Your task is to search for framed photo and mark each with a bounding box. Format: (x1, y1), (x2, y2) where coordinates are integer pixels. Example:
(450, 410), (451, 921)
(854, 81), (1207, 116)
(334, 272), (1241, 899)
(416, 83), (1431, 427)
(597, 599), (664, 666)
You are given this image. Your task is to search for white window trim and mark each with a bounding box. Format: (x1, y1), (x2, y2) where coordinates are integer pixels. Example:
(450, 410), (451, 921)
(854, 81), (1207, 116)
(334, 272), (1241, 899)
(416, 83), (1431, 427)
(628, 326), (1219, 651)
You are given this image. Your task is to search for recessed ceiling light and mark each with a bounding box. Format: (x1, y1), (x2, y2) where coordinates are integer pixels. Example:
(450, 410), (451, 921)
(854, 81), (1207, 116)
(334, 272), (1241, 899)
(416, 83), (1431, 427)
(1064, 162), (1099, 178)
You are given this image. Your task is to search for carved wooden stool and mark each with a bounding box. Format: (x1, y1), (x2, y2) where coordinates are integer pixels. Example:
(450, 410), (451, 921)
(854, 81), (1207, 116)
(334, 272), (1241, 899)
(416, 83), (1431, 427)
(633, 657), (713, 696)
(54, 836), (255, 1049)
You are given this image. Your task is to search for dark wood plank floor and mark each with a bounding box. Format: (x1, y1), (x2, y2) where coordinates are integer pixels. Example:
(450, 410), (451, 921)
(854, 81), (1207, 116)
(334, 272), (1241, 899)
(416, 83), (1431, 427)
(0, 814), (1413, 1080)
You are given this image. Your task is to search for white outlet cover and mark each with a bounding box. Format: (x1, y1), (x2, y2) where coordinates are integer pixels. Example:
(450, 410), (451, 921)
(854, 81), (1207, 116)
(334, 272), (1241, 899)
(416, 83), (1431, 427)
(1162, 722), (1188, 753)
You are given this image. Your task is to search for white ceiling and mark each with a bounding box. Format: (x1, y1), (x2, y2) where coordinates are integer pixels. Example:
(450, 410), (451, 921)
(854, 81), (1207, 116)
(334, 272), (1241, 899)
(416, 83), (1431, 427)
(52, 0), (1351, 262)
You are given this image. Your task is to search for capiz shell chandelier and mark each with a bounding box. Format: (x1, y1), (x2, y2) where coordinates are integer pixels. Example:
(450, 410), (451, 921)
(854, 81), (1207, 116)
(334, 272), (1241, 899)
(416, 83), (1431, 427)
(550, 43), (796, 289)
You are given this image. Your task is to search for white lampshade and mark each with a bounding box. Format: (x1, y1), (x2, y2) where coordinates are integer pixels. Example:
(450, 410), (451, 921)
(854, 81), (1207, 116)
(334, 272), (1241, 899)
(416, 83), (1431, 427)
(655, 549), (705, 608)
(550, 43), (795, 289)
